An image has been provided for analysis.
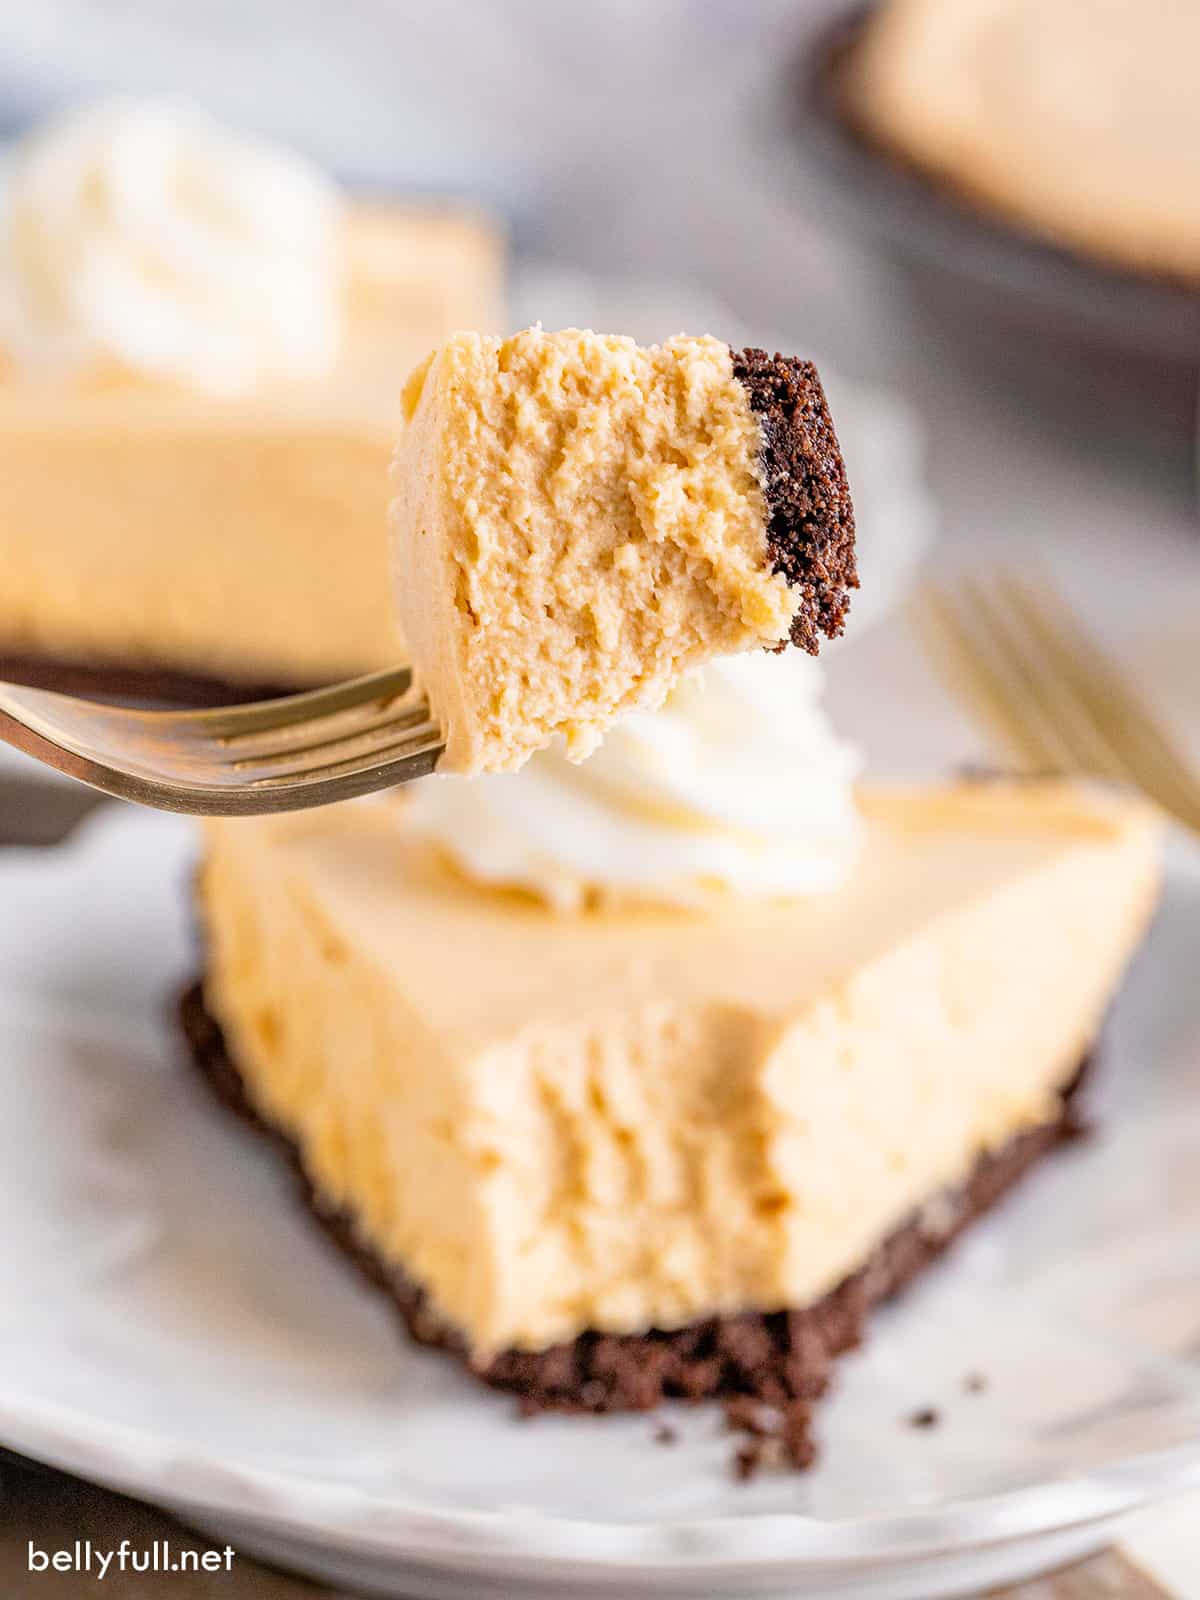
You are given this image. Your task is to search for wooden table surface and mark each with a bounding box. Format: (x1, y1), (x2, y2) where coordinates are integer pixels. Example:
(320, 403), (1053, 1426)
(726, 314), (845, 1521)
(0, 772), (1174, 1598)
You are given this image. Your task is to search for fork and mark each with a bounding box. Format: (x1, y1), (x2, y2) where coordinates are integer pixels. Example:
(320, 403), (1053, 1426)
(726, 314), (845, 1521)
(913, 568), (1200, 836)
(0, 668), (443, 815)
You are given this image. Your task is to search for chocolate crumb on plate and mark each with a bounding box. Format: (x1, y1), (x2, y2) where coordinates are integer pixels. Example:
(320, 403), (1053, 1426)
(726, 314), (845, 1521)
(724, 1395), (816, 1478)
(781, 1401), (817, 1471)
(723, 1396), (783, 1438)
(734, 1440), (767, 1482)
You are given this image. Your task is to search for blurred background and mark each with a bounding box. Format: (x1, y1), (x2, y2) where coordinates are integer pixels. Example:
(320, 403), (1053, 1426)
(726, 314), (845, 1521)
(0, 7), (1198, 1589)
(0, 0), (1196, 776)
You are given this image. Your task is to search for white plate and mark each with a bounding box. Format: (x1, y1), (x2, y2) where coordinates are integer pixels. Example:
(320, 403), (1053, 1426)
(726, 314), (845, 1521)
(1, 808), (1200, 1599)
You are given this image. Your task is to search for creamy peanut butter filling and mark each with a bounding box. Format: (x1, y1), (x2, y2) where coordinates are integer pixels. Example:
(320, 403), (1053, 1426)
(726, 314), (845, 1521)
(199, 782), (1160, 1357)
(390, 329), (799, 775)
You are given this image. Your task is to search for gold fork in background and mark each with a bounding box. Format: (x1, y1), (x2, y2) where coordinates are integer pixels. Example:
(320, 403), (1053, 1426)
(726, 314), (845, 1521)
(913, 569), (1200, 835)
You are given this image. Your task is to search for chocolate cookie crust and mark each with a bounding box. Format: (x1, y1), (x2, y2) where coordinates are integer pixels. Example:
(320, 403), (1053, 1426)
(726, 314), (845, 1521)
(729, 347), (858, 652)
(180, 982), (1088, 1450)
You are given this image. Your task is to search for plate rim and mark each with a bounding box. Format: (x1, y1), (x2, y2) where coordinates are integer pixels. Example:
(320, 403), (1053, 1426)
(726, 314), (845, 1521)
(2, 810), (1200, 1575)
(1, 1320), (1199, 1573)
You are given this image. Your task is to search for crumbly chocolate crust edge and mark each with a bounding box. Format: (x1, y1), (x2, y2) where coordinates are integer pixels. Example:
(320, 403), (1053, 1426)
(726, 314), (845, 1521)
(180, 981), (1089, 1432)
(729, 348), (859, 653)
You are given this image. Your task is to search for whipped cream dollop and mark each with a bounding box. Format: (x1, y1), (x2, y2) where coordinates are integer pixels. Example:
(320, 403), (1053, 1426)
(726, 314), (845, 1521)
(0, 99), (343, 393)
(408, 650), (862, 911)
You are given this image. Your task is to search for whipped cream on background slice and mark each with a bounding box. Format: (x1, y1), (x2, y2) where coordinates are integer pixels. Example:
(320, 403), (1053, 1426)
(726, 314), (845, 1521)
(0, 98), (343, 394)
(408, 650), (862, 911)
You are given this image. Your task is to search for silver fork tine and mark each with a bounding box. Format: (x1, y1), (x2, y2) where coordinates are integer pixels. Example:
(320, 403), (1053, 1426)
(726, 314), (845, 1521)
(221, 701), (434, 769)
(246, 724), (444, 790)
(187, 668), (416, 739)
(231, 716), (442, 783)
(0, 669), (415, 757)
(214, 690), (420, 762)
(0, 667), (444, 815)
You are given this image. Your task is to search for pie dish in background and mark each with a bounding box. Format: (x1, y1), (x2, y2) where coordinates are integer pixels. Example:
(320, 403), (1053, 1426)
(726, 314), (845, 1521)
(845, 0), (1200, 287)
(788, 3), (1200, 440)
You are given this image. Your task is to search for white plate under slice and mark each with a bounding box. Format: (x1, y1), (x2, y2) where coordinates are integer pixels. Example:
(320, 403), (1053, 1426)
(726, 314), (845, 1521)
(0, 805), (1199, 1600)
